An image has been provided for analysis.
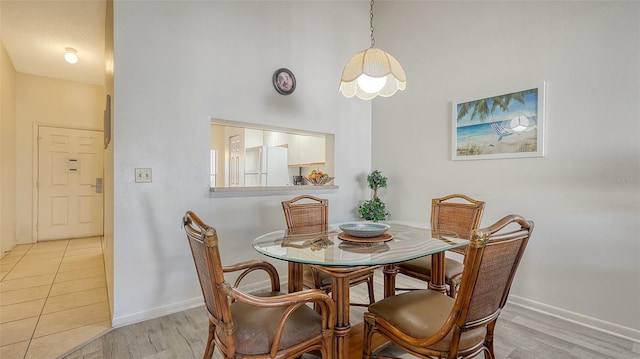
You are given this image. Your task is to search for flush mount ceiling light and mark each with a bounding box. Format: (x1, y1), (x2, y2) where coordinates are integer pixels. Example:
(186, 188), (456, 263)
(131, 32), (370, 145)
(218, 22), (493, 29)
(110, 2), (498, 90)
(64, 47), (78, 64)
(339, 0), (406, 100)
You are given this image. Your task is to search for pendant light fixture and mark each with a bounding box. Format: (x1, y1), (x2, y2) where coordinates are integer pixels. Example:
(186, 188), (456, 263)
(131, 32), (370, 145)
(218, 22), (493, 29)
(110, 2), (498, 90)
(339, 0), (406, 100)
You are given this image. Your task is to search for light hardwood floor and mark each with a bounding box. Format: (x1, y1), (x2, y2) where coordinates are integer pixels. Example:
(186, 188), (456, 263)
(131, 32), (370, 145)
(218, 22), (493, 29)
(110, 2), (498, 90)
(61, 268), (640, 359)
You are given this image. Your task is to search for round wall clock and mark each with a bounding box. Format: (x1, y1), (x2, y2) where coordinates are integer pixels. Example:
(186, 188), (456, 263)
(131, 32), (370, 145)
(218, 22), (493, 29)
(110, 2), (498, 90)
(273, 68), (296, 95)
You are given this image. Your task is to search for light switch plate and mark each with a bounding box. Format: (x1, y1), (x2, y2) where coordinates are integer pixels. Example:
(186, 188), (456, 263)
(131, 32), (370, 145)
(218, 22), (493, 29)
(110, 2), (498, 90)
(135, 168), (152, 183)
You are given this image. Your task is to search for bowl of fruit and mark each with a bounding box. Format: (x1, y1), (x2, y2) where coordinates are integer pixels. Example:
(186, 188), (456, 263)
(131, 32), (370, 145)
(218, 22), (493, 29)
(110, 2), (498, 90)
(306, 170), (334, 186)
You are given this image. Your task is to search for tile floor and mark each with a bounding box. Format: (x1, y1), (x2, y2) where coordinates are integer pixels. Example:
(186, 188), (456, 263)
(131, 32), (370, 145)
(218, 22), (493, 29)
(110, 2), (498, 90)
(0, 237), (111, 359)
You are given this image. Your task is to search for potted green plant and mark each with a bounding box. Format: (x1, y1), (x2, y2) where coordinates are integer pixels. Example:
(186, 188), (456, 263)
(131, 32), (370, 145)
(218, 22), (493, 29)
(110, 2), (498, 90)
(358, 170), (390, 221)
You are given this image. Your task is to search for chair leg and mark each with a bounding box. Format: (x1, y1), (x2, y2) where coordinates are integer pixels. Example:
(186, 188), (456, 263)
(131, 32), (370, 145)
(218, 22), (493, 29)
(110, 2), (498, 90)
(448, 277), (461, 298)
(448, 280), (457, 298)
(362, 313), (375, 359)
(367, 274), (376, 304)
(485, 321), (496, 359)
(321, 328), (334, 359)
(203, 321), (216, 359)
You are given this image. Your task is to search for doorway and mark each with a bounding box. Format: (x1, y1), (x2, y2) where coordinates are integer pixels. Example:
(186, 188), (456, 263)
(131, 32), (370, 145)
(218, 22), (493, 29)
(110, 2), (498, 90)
(37, 126), (104, 241)
(229, 134), (242, 186)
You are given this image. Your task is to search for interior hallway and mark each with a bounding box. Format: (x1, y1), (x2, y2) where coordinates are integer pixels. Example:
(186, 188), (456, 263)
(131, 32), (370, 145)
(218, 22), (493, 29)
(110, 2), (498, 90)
(0, 237), (111, 358)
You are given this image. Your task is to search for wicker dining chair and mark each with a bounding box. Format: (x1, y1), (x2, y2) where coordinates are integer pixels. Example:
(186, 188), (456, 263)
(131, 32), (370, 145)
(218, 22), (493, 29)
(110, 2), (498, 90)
(282, 194), (376, 306)
(395, 194), (485, 297)
(363, 214), (534, 359)
(183, 211), (335, 359)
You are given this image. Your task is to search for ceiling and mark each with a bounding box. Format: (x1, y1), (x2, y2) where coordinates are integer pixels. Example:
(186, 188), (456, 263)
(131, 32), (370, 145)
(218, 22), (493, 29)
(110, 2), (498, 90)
(1, 0), (106, 86)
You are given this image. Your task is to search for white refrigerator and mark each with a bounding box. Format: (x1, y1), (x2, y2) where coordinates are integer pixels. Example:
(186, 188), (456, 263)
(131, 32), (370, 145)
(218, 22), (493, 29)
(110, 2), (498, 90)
(244, 146), (289, 186)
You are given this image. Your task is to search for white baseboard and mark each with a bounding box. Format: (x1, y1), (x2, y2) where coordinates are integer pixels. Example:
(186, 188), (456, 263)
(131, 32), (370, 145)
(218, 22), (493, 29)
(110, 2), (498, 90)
(112, 296), (204, 328)
(508, 294), (640, 343)
(110, 280), (269, 328)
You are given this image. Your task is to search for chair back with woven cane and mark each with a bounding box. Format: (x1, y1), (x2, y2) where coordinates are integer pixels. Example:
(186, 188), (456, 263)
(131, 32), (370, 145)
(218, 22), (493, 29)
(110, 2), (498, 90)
(281, 195), (376, 306)
(282, 195), (329, 229)
(183, 211), (335, 359)
(396, 193), (485, 297)
(363, 214), (534, 359)
(432, 193), (486, 250)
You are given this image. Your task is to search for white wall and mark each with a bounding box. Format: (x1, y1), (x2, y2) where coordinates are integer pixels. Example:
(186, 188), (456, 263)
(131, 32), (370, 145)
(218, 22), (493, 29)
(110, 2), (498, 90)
(373, 1), (639, 336)
(0, 41), (17, 256)
(103, 0), (114, 318)
(112, 1), (372, 325)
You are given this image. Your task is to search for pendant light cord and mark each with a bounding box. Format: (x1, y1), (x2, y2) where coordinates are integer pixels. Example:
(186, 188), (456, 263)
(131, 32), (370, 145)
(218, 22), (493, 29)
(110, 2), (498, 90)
(369, 0), (375, 48)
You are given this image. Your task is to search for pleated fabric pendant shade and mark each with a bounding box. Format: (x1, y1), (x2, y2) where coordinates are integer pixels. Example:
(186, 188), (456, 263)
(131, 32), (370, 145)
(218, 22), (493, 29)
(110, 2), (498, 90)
(339, 48), (406, 100)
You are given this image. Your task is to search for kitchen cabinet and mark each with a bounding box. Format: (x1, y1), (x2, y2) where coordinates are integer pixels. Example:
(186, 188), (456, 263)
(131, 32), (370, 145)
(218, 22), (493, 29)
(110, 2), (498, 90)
(288, 134), (325, 167)
(263, 130), (289, 147)
(244, 128), (264, 148)
(286, 134), (300, 165)
(297, 135), (325, 166)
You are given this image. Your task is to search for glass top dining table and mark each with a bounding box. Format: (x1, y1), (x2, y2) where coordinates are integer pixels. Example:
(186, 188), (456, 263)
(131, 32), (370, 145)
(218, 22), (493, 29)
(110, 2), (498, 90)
(252, 221), (467, 359)
(252, 221), (465, 267)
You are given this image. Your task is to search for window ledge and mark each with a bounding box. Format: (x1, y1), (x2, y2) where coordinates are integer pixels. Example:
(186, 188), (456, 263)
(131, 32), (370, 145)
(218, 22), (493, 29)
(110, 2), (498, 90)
(209, 185), (339, 197)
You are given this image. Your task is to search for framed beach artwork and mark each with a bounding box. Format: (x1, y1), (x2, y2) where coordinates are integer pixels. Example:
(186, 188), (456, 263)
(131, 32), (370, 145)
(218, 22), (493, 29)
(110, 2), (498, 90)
(452, 82), (545, 160)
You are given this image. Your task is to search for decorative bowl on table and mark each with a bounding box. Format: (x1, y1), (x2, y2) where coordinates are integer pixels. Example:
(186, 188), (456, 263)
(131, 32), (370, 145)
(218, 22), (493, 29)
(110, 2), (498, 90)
(305, 170), (334, 186)
(338, 222), (390, 238)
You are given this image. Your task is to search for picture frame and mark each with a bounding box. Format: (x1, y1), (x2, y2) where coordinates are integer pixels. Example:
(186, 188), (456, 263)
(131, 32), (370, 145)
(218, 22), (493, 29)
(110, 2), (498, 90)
(452, 82), (545, 160)
(272, 68), (296, 95)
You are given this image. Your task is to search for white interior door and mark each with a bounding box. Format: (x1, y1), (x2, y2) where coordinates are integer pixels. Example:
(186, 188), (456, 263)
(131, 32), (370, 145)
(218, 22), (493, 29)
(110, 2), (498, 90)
(38, 126), (104, 241)
(229, 135), (243, 186)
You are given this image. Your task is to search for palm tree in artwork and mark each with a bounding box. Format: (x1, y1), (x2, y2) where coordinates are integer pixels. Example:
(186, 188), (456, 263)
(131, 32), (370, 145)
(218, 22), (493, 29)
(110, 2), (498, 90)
(456, 89), (535, 122)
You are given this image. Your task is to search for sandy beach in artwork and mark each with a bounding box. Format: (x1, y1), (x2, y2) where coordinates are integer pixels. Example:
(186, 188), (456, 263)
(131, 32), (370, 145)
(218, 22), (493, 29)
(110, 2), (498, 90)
(456, 129), (538, 157)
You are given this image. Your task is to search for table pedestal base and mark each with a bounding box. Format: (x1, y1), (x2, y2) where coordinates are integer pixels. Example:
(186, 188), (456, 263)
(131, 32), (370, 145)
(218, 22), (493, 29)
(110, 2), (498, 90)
(312, 265), (375, 359)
